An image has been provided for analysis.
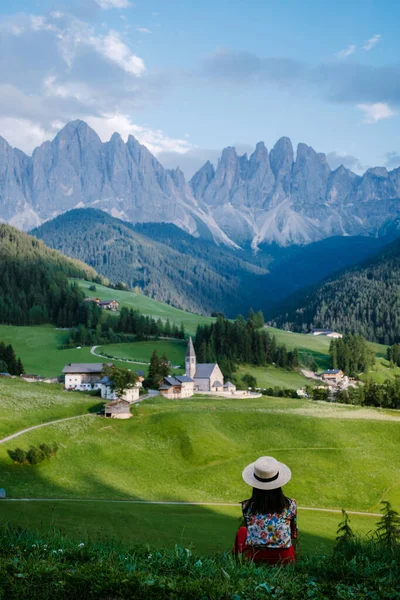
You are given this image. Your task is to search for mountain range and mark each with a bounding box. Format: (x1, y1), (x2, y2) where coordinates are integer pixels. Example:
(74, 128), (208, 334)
(1, 120), (400, 249)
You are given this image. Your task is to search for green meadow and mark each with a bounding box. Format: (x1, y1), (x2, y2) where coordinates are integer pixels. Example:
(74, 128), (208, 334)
(75, 279), (214, 336)
(0, 379), (100, 439)
(98, 339), (186, 367)
(1, 384), (399, 555)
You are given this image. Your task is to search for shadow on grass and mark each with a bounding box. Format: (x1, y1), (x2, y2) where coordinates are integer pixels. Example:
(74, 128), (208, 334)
(0, 456), (336, 558)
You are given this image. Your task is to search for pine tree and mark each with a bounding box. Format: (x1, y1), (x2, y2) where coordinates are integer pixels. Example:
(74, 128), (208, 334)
(335, 510), (355, 547)
(375, 501), (400, 547)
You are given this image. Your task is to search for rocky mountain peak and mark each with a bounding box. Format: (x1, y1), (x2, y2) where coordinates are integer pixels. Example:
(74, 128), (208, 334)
(2, 121), (400, 250)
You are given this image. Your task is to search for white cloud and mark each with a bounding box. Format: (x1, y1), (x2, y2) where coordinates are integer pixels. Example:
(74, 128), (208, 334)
(84, 113), (193, 155)
(93, 30), (145, 75)
(96, 0), (131, 9)
(363, 34), (381, 51)
(357, 102), (396, 124)
(336, 44), (356, 59)
(137, 27), (151, 34)
(0, 117), (58, 152)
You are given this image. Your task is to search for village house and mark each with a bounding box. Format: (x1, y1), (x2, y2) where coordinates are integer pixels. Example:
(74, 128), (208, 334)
(62, 363), (112, 391)
(311, 329), (343, 339)
(99, 375), (140, 402)
(84, 298), (119, 311)
(320, 369), (344, 384)
(104, 399), (132, 419)
(185, 338), (225, 392)
(159, 375), (195, 399)
(99, 300), (119, 311)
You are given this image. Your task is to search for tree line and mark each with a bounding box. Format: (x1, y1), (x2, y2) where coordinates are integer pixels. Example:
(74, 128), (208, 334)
(194, 315), (299, 379)
(66, 307), (185, 347)
(329, 334), (375, 376)
(336, 379), (400, 410)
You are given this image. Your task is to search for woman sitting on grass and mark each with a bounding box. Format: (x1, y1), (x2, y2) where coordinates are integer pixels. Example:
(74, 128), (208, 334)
(234, 456), (297, 564)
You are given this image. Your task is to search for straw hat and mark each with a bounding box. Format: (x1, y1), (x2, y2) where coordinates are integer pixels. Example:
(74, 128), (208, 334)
(242, 456), (291, 490)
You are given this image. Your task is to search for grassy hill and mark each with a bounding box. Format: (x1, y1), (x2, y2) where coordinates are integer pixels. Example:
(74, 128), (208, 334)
(76, 279), (214, 336)
(271, 235), (400, 344)
(0, 378), (100, 439)
(32, 209), (267, 316)
(1, 385), (399, 557)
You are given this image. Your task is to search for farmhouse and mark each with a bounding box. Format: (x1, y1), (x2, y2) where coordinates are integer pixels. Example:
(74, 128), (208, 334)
(62, 363), (112, 391)
(99, 300), (119, 311)
(159, 375), (195, 399)
(311, 329), (343, 339)
(185, 338), (224, 392)
(99, 376), (140, 402)
(104, 399), (132, 419)
(321, 369), (344, 384)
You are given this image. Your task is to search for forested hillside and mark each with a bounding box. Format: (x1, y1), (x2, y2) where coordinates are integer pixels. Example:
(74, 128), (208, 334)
(271, 236), (400, 344)
(32, 209), (267, 316)
(0, 224), (99, 326)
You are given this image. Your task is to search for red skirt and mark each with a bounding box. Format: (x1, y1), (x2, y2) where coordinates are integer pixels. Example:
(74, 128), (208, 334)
(233, 527), (296, 565)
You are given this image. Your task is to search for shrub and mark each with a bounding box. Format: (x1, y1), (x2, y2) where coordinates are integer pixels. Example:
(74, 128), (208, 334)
(9, 443), (59, 466)
(26, 447), (42, 465)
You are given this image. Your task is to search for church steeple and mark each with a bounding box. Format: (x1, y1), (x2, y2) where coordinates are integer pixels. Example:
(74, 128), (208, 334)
(185, 337), (196, 379)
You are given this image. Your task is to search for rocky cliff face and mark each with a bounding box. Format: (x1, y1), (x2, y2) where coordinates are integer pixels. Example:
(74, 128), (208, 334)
(1, 120), (400, 248)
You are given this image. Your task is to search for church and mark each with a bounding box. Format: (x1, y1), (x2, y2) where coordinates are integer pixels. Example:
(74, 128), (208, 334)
(185, 337), (228, 392)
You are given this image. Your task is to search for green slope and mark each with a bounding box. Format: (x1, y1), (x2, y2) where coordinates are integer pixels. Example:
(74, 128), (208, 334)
(0, 388), (398, 555)
(75, 279), (214, 335)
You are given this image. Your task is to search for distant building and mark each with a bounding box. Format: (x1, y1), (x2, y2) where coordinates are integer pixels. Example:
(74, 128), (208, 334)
(98, 300), (119, 311)
(185, 338), (224, 392)
(159, 375), (195, 399)
(99, 376), (140, 402)
(321, 369), (344, 384)
(311, 329), (343, 339)
(104, 399), (132, 419)
(62, 363), (112, 391)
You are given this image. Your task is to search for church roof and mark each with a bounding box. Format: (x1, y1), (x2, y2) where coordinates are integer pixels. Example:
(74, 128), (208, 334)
(186, 337), (196, 358)
(195, 363), (218, 378)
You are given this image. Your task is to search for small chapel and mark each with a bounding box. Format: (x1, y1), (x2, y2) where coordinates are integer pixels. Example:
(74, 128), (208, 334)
(159, 338), (236, 398)
(185, 337), (228, 392)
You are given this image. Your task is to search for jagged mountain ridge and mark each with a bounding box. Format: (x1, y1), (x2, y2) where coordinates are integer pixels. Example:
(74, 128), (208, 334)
(1, 120), (400, 248)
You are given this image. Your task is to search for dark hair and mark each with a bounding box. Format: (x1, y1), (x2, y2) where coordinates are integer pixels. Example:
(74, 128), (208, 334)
(243, 487), (291, 515)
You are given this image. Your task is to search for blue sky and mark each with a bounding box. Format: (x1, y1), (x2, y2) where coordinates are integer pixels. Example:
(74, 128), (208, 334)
(0, 0), (399, 176)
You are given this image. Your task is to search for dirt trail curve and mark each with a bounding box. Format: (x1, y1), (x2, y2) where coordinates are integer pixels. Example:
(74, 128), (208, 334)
(90, 346), (149, 366)
(0, 414), (96, 446)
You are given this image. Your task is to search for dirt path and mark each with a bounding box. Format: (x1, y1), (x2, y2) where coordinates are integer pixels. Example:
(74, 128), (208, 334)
(90, 346), (149, 365)
(0, 414), (96, 445)
(0, 497), (382, 517)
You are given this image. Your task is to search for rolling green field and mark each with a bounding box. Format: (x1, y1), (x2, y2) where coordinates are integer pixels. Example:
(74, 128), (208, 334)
(236, 364), (312, 390)
(1, 384), (399, 555)
(75, 279), (214, 336)
(98, 340), (186, 367)
(0, 325), (149, 377)
(0, 379), (101, 439)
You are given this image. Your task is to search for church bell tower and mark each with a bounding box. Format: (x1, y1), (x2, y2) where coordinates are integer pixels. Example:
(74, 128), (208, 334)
(185, 337), (196, 379)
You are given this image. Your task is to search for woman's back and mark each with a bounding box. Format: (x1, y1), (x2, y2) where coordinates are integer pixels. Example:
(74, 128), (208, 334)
(242, 497), (297, 548)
